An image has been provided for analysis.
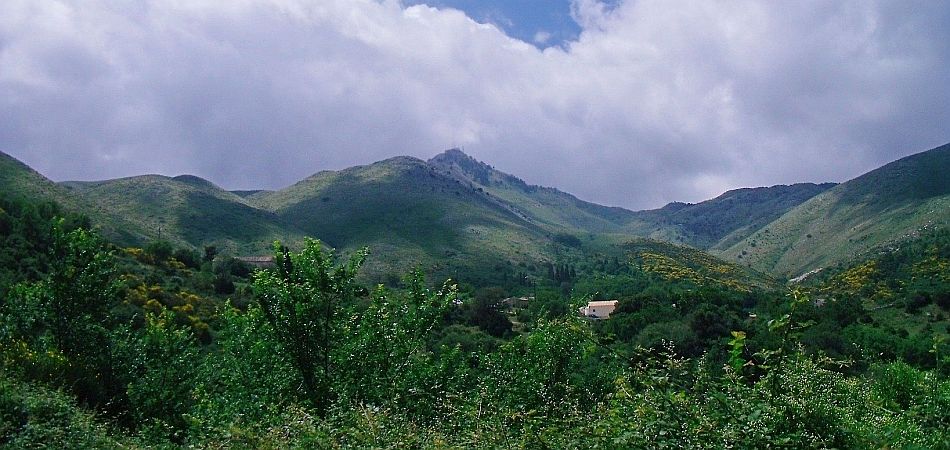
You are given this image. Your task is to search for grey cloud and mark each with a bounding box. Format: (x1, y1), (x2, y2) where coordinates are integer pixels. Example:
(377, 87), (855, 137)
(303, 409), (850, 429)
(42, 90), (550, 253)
(0, 0), (947, 209)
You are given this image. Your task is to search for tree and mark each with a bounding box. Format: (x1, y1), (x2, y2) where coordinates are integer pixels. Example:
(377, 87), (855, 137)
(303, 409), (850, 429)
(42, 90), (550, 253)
(48, 224), (122, 402)
(463, 287), (513, 337)
(203, 245), (217, 263)
(144, 240), (174, 264)
(1, 222), (122, 407)
(252, 239), (367, 413)
(335, 270), (459, 414)
(115, 311), (199, 442)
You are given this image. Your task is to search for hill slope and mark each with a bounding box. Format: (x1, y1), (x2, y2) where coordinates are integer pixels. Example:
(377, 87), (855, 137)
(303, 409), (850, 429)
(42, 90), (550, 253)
(721, 143), (950, 278)
(428, 149), (638, 235)
(63, 175), (306, 254)
(623, 239), (777, 292)
(428, 149), (834, 251)
(0, 151), (76, 205)
(248, 156), (558, 283)
(1, 151), (157, 245)
(629, 183), (837, 250)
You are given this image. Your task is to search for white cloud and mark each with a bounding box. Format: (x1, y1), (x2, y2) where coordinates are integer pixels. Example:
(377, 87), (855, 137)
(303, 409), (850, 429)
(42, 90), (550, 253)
(0, 0), (948, 209)
(533, 31), (552, 45)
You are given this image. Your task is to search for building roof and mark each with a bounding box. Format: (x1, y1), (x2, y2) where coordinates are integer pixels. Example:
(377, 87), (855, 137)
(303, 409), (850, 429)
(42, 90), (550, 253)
(587, 300), (618, 307)
(236, 256), (274, 263)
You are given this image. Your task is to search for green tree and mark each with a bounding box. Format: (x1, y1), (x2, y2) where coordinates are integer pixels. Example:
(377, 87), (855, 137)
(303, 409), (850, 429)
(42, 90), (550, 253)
(114, 310), (199, 442)
(44, 224), (121, 405)
(1, 222), (121, 407)
(335, 271), (459, 415)
(252, 239), (367, 413)
(190, 304), (299, 438)
(203, 245), (217, 263)
(144, 240), (174, 264)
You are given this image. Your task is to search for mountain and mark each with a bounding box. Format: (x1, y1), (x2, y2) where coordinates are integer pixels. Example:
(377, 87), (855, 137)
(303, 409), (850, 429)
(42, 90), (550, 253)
(1, 151), (78, 207)
(721, 143), (950, 278)
(7, 144), (942, 283)
(247, 156), (558, 283)
(0, 150), (158, 245)
(629, 183), (837, 250)
(428, 148), (834, 251)
(428, 149), (638, 235)
(62, 175), (307, 254)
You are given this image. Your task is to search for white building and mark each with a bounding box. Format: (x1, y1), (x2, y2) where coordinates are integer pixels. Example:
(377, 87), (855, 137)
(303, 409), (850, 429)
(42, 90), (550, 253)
(579, 300), (619, 319)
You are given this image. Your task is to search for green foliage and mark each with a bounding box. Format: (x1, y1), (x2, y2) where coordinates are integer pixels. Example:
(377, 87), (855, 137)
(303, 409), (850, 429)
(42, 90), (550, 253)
(202, 245), (217, 263)
(482, 318), (608, 419)
(553, 232), (583, 248)
(0, 232), (947, 448)
(626, 239), (772, 292)
(114, 311), (199, 442)
(455, 286), (513, 337)
(0, 195), (88, 293)
(727, 330), (747, 373)
(787, 229), (950, 368)
(212, 272), (235, 295)
(144, 240), (174, 264)
(190, 304), (300, 440)
(335, 271), (460, 415)
(1, 222), (122, 407)
(0, 373), (135, 448)
(252, 239), (368, 412)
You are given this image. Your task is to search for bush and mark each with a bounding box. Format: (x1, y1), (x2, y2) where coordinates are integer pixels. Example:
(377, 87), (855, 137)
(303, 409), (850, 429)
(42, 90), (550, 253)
(144, 240), (174, 264)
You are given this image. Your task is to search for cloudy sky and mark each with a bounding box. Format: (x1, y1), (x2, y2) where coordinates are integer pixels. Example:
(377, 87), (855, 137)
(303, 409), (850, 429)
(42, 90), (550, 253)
(1, 0), (948, 210)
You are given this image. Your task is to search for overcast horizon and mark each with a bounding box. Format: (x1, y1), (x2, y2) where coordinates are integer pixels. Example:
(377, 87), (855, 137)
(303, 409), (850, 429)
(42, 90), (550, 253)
(2, 0), (949, 209)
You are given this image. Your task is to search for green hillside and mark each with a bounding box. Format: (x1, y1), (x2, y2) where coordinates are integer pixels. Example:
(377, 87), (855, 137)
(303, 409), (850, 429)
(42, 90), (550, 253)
(635, 183), (837, 250)
(428, 149), (638, 235)
(721, 143), (950, 278)
(248, 156), (557, 283)
(624, 239), (776, 292)
(7, 145), (942, 284)
(63, 175), (307, 254)
(0, 151), (155, 245)
(427, 149), (833, 252)
(0, 151), (75, 205)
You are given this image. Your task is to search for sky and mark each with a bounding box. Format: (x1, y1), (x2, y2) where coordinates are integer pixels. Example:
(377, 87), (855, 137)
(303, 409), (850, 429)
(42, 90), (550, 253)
(402, 0), (589, 47)
(1, 0), (948, 210)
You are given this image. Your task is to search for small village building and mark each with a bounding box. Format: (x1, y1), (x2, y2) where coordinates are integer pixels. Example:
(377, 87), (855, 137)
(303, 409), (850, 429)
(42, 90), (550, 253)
(235, 256), (275, 269)
(579, 300), (619, 319)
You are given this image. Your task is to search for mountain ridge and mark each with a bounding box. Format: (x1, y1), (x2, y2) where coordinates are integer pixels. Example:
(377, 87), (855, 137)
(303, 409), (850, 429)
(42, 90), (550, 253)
(720, 143), (950, 278)
(2, 143), (946, 282)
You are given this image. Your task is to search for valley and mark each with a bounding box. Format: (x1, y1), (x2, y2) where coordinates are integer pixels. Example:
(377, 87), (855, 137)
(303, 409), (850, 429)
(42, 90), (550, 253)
(1, 142), (948, 448)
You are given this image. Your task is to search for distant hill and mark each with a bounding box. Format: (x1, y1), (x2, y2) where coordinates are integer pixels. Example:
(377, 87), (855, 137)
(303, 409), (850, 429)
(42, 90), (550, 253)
(628, 183), (837, 250)
(0, 151), (75, 205)
(62, 175), (307, 254)
(720, 143), (950, 278)
(428, 149), (832, 252)
(247, 155), (557, 283)
(428, 149), (638, 234)
(1, 150), (155, 245)
(5, 143), (945, 282)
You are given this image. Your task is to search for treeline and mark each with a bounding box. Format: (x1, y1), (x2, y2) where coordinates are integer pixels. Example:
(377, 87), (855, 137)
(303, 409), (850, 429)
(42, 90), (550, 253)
(0, 195), (948, 448)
